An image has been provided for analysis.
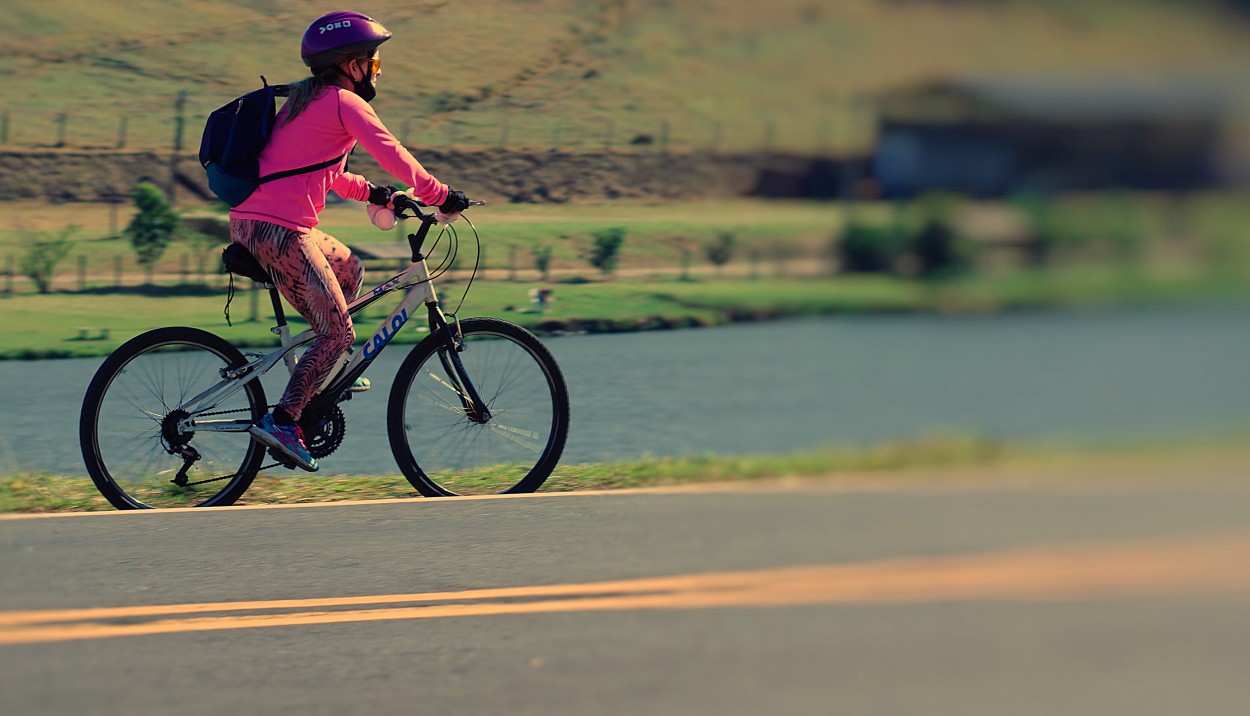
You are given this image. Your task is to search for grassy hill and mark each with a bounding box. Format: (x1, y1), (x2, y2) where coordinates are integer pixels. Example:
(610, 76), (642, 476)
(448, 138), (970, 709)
(2, 0), (1250, 155)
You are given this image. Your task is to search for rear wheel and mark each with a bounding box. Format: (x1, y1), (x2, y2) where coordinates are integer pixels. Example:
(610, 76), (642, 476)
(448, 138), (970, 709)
(79, 327), (267, 509)
(387, 318), (570, 496)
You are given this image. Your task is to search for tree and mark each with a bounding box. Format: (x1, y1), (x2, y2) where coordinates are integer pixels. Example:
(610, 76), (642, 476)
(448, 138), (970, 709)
(704, 231), (735, 275)
(587, 227), (625, 277)
(126, 182), (178, 266)
(838, 221), (905, 274)
(532, 243), (553, 280)
(19, 226), (77, 294)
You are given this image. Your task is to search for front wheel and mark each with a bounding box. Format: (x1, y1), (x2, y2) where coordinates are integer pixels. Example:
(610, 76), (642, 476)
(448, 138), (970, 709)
(387, 318), (570, 496)
(79, 327), (268, 509)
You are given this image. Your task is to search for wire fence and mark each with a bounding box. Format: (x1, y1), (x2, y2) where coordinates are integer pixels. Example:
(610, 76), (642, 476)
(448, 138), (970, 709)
(0, 93), (871, 156)
(0, 245), (833, 304)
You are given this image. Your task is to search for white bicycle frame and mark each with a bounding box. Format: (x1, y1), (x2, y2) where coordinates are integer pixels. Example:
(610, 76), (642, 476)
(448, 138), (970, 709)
(175, 250), (444, 436)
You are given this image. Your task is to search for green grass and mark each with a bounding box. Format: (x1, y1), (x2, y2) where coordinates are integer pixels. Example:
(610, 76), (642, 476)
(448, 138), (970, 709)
(0, 276), (897, 359)
(0, 436), (1000, 512)
(7, 430), (1248, 513)
(2, 0), (1248, 153)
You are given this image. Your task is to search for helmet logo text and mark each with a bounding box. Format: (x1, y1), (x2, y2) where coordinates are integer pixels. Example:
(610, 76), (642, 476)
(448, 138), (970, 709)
(319, 20), (353, 34)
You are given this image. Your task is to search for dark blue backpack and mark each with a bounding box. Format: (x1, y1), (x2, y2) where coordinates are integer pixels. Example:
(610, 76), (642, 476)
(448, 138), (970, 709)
(198, 78), (345, 206)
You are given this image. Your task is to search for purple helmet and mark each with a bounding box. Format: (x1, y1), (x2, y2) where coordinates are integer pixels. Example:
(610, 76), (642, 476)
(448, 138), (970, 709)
(301, 11), (392, 68)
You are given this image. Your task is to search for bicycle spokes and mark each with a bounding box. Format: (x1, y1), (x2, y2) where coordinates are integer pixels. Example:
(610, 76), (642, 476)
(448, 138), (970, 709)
(388, 318), (569, 497)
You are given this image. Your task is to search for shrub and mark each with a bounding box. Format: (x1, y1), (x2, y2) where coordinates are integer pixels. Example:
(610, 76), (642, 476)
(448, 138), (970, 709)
(533, 244), (554, 280)
(126, 182), (177, 266)
(19, 226), (77, 294)
(587, 227), (625, 277)
(838, 222), (904, 273)
(912, 218), (975, 279)
(705, 232), (735, 274)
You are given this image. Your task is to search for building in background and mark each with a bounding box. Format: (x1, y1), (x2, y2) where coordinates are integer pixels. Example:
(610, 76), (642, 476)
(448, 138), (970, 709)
(872, 77), (1239, 198)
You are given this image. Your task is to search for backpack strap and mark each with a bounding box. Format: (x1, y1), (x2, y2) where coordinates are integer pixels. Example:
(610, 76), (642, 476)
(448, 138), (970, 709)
(253, 76), (342, 184)
(257, 154), (347, 184)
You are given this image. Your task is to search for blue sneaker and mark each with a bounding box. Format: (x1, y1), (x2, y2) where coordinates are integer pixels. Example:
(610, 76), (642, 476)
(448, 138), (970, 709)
(248, 414), (319, 472)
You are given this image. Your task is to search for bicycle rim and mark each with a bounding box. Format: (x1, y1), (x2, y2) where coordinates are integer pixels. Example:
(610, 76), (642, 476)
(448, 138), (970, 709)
(82, 330), (265, 508)
(389, 319), (569, 496)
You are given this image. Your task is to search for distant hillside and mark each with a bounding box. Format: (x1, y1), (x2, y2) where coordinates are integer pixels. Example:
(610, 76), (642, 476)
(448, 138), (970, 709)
(2, 0), (1249, 155)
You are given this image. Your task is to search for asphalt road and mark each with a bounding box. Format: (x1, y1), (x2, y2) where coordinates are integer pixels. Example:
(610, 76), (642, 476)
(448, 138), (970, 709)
(3, 479), (1250, 716)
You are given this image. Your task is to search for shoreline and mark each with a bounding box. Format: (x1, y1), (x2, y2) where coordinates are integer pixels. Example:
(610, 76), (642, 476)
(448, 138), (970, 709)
(2, 289), (1246, 362)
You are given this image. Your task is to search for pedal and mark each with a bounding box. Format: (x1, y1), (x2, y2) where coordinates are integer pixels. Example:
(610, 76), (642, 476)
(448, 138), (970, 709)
(348, 377), (371, 393)
(267, 447), (299, 470)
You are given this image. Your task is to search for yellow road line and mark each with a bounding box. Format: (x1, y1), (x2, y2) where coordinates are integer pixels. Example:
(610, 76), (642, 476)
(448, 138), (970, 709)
(3, 530), (1249, 646)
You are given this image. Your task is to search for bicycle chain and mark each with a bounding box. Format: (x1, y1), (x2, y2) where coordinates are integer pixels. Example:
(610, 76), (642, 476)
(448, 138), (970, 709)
(185, 404), (345, 470)
(171, 406), (288, 483)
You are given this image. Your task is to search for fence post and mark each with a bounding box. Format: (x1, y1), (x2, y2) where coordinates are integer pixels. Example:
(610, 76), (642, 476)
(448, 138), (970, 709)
(660, 120), (669, 153)
(4, 255), (13, 295)
(249, 284), (259, 322)
(172, 90), (188, 152)
(170, 91), (188, 204)
(603, 116), (614, 151)
(55, 113), (68, 148)
(508, 244), (517, 281)
(0, 110), (8, 145)
(117, 115), (128, 149)
(107, 194), (124, 238)
(78, 254), (87, 291)
(180, 254), (189, 283)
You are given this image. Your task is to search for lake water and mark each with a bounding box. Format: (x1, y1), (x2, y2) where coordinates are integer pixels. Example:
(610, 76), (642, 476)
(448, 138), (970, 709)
(1, 306), (1247, 476)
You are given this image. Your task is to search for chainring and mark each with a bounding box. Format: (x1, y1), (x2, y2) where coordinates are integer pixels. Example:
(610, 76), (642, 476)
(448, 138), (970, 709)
(301, 405), (347, 459)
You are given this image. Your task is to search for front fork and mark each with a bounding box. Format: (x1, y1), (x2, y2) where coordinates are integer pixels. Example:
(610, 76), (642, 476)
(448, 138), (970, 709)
(428, 305), (492, 424)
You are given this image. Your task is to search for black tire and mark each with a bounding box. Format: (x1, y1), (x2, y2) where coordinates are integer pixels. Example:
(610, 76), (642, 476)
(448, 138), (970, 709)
(79, 327), (268, 509)
(387, 318), (570, 496)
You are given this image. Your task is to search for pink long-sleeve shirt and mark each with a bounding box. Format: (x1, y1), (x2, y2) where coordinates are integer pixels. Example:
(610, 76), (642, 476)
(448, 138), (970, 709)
(230, 85), (448, 231)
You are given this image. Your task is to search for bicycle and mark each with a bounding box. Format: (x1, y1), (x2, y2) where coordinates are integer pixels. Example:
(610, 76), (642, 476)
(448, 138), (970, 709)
(79, 197), (571, 509)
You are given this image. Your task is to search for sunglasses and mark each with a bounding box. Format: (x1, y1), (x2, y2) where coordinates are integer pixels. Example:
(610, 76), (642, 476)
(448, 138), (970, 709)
(363, 57), (381, 74)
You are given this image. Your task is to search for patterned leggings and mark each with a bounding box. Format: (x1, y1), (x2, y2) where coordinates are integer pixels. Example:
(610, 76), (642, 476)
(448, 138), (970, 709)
(230, 218), (364, 422)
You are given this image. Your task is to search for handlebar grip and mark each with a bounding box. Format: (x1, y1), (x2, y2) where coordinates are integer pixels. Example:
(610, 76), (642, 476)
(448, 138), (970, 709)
(392, 193), (424, 217)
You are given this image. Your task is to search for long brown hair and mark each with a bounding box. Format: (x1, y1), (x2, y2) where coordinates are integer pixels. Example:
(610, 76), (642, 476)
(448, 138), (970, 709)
(282, 67), (335, 126)
(282, 52), (371, 126)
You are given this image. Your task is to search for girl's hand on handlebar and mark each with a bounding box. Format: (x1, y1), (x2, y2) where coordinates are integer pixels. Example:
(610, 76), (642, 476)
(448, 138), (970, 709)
(367, 182), (399, 206)
(439, 189), (470, 215)
(390, 189), (483, 223)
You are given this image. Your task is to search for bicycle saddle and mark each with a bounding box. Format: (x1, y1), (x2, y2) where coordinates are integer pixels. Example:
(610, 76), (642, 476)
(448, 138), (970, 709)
(221, 243), (271, 284)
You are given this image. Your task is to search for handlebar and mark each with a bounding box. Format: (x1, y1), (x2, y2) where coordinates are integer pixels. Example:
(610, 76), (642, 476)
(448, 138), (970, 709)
(391, 194), (486, 221)
(391, 193), (485, 262)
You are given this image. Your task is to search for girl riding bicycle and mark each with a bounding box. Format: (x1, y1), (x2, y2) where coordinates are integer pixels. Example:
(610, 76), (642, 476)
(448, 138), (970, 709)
(232, 10), (470, 471)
